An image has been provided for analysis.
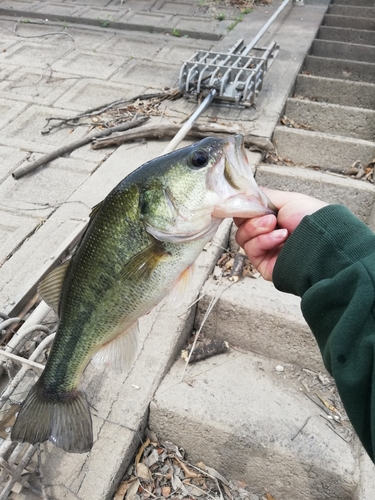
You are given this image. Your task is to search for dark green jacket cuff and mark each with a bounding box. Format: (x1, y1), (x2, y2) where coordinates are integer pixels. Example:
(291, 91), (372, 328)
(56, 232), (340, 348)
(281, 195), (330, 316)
(273, 205), (375, 297)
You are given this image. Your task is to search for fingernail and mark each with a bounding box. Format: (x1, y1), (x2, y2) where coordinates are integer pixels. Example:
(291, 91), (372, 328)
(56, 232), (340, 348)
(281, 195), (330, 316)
(256, 214), (275, 227)
(273, 229), (288, 239)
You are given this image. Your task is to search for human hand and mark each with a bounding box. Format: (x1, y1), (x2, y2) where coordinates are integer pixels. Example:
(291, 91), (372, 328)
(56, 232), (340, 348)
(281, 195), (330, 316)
(234, 189), (328, 281)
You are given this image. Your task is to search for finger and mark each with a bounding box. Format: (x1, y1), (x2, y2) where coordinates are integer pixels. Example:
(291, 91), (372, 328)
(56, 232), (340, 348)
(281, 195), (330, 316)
(235, 214), (277, 248)
(243, 229), (288, 262)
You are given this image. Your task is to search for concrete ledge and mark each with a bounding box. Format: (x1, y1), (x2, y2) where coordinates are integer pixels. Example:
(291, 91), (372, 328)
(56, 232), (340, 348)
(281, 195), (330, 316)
(273, 126), (375, 172)
(312, 39), (375, 64)
(150, 351), (360, 500)
(194, 276), (324, 371)
(328, 5), (375, 19)
(323, 14), (375, 32)
(285, 97), (375, 141)
(304, 55), (375, 83)
(318, 26), (375, 46)
(256, 164), (375, 227)
(294, 74), (375, 109)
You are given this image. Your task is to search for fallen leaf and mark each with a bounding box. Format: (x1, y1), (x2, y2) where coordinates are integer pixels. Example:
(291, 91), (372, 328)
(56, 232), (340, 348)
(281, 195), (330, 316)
(137, 462), (151, 481)
(161, 486), (170, 497)
(125, 479), (140, 500)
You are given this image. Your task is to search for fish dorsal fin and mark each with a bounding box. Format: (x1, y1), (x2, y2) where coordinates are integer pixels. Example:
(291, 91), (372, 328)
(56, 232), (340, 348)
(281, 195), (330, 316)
(91, 321), (140, 373)
(89, 200), (103, 219)
(120, 239), (170, 282)
(37, 261), (70, 313)
(166, 264), (195, 309)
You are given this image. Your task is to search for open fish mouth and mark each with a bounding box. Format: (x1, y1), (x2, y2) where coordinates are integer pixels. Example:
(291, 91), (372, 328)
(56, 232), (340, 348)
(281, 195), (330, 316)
(211, 134), (278, 218)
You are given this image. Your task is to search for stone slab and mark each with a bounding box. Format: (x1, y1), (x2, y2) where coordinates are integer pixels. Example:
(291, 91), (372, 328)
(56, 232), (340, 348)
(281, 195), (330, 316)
(51, 48), (125, 79)
(150, 351), (359, 500)
(110, 59), (180, 88)
(0, 67), (78, 107)
(323, 14), (375, 31)
(256, 164), (375, 227)
(0, 145), (28, 183)
(285, 97), (375, 141)
(273, 126), (375, 173)
(303, 56), (375, 83)
(318, 26), (375, 46)
(0, 98), (28, 128)
(53, 78), (142, 112)
(195, 275), (324, 371)
(293, 74), (375, 109)
(312, 39), (375, 64)
(0, 212), (40, 268)
(328, 4), (375, 18)
(0, 40), (72, 70)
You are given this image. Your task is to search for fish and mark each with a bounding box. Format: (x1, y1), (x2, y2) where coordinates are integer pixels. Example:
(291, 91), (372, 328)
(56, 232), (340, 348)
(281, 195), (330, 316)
(11, 134), (276, 453)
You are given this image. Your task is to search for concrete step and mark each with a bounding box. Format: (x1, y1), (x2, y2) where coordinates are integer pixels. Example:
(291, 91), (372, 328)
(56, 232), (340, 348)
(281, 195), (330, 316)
(194, 276), (323, 371)
(303, 55), (375, 83)
(311, 39), (375, 63)
(273, 126), (375, 172)
(294, 74), (375, 109)
(318, 26), (375, 46)
(328, 4), (375, 18)
(284, 98), (375, 141)
(331, 0), (375, 7)
(255, 164), (375, 229)
(149, 350), (362, 500)
(324, 14), (375, 30)
(332, 0), (374, 5)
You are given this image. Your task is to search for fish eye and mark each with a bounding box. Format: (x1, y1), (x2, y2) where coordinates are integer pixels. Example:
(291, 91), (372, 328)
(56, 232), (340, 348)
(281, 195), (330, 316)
(190, 150), (209, 168)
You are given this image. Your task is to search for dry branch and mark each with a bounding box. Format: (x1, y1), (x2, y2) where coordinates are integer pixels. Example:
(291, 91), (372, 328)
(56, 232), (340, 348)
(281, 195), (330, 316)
(12, 117), (149, 180)
(92, 122), (274, 152)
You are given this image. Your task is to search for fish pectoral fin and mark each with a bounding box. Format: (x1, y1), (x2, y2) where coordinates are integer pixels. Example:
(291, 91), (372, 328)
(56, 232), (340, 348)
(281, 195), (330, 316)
(120, 240), (170, 281)
(91, 321), (140, 373)
(37, 261), (70, 313)
(166, 264), (195, 309)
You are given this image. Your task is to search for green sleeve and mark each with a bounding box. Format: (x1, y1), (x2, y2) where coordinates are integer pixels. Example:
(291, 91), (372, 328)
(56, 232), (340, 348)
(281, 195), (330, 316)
(273, 204), (375, 461)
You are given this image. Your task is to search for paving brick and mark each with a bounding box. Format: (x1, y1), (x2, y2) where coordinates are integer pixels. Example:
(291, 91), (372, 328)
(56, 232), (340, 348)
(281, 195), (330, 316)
(0, 156), (94, 217)
(155, 38), (214, 64)
(54, 78), (142, 112)
(52, 49), (125, 79)
(0, 98), (28, 128)
(77, 6), (124, 24)
(0, 40), (72, 70)
(0, 67), (77, 106)
(32, 2), (85, 18)
(0, 212), (40, 267)
(111, 59), (180, 88)
(0, 0), (39, 10)
(172, 15), (223, 37)
(153, 0), (197, 16)
(111, 0), (158, 10)
(0, 105), (81, 152)
(121, 10), (174, 28)
(0, 145), (28, 183)
(100, 32), (166, 59)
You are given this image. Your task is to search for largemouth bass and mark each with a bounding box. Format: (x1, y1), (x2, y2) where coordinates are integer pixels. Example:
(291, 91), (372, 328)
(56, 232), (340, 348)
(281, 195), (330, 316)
(11, 135), (276, 453)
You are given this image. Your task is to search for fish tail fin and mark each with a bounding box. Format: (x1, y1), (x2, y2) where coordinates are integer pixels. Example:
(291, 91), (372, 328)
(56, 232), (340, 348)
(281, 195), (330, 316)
(11, 382), (93, 453)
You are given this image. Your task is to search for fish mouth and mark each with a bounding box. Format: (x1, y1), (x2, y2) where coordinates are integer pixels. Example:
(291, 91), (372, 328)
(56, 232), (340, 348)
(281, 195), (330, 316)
(211, 135), (277, 218)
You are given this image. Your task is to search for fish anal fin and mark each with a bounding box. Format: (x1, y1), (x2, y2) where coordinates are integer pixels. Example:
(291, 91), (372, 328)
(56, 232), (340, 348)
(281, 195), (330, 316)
(91, 321), (140, 373)
(166, 264), (195, 309)
(11, 382), (93, 453)
(37, 261), (70, 313)
(120, 241), (170, 282)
